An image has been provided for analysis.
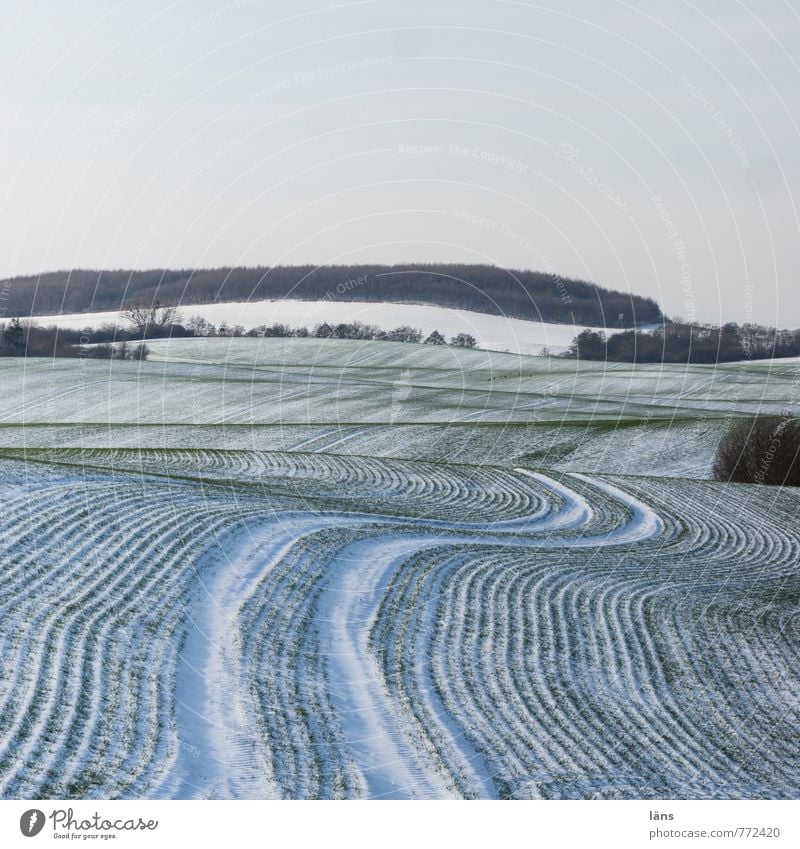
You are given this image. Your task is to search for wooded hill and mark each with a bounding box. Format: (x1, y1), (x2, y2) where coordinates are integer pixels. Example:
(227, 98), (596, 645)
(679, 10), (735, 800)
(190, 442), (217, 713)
(0, 264), (662, 328)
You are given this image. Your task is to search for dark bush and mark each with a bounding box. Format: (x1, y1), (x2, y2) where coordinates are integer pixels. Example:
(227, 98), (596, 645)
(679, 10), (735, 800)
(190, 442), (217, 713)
(451, 332), (477, 348)
(424, 330), (446, 345)
(712, 415), (800, 486)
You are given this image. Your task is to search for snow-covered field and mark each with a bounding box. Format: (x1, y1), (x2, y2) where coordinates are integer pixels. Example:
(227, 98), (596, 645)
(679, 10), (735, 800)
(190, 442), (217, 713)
(1, 338), (795, 475)
(26, 298), (626, 356)
(0, 338), (798, 799)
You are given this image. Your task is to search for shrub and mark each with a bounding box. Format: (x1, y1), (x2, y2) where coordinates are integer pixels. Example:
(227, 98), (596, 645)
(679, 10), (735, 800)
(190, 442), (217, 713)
(424, 330), (446, 345)
(451, 333), (477, 348)
(712, 415), (800, 486)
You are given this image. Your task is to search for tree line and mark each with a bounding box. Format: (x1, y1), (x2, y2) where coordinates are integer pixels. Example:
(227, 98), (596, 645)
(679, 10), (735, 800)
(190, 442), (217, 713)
(180, 315), (475, 347)
(565, 322), (800, 363)
(0, 311), (477, 358)
(0, 264), (662, 328)
(0, 318), (150, 359)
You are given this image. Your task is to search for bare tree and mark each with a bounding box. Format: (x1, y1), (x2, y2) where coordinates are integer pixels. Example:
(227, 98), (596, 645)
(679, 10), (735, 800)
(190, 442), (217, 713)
(121, 303), (182, 337)
(186, 315), (217, 336)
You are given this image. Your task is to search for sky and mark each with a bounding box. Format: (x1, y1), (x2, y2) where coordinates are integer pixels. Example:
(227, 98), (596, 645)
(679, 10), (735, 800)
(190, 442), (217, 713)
(1, 0), (799, 325)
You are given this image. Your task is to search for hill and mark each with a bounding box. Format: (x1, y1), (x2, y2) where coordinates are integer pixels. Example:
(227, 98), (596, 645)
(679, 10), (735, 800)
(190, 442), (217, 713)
(0, 264), (662, 328)
(24, 298), (626, 357)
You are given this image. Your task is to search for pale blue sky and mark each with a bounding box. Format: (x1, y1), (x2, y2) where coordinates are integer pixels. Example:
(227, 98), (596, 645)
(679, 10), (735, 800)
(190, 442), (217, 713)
(1, 0), (799, 323)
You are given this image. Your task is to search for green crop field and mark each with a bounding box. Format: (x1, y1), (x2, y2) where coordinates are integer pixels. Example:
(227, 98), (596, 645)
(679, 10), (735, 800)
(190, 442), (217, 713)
(0, 338), (797, 799)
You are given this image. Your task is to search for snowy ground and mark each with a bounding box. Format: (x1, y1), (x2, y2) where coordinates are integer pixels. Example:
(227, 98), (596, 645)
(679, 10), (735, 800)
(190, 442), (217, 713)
(0, 338), (798, 799)
(26, 298), (629, 356)
(1, 338), (795, 476)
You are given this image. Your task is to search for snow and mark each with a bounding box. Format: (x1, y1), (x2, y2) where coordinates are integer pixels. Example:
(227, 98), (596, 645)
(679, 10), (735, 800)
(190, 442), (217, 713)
(26, 298), (623, 356)
(2, 339), (796, 478)
(152, 467), (663, 799)
(741, 355), (800, 364)
(319, 535), (460, 799)
(156, 526), (290, 800)
(1, 336), (799, 800)
(568, 473), (665, 544)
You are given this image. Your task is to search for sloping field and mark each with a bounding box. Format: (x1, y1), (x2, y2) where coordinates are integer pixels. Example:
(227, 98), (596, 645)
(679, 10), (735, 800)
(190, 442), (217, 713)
(26, 299), (622, 356)
(0, 339), (798, 799)
(1, 337), (796, 475)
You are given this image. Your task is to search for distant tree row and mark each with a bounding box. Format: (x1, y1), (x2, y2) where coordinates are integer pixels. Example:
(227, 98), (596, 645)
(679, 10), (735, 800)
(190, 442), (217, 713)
(0, 319), (149, 359)
(565, 321), (800, 363)
(236, 320), (475, 347)
(0, 312), (476, 358)
(123, 307), (476, 346)
(0, 264), (662, 328)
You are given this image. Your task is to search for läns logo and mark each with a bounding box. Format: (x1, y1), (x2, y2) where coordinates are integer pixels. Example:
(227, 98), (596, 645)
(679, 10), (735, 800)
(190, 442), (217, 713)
(19, 809), (45, 837)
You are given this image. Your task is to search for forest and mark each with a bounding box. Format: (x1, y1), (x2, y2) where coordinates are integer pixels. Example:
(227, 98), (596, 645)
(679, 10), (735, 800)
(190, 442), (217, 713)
(567, 322), (800, 363)
(0, 264), (662, 328)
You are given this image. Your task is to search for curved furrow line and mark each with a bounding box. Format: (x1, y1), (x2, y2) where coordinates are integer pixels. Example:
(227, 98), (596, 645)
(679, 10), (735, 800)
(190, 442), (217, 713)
(0, 450), (797, 801)
(540, 575), (677, 785)
(601, 585), (714, 783)
(237, 530), (363, 799)
(1, 503), (232, 795)
(372, 529), (798, 798)
(154, 517), (377, 800)
(370, 549), (499, 799)
(0, 492), (169, 749)
(625, 587), (757, 791)
(0, 473), (268, 798)
(438, 562), (585, 788)
(675, 600), (800, 793)
(599, 582), (739, 790)
(21, 450), (560, 524)
(0, 485), (146, 593)
(613, 478), (799, 581)
(48, 513), (244, 800)
(0, 492), (166, 618)
(638, 597), (781, 798)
